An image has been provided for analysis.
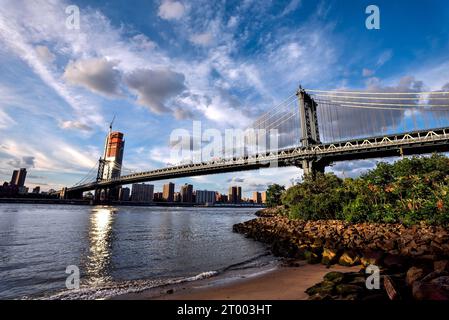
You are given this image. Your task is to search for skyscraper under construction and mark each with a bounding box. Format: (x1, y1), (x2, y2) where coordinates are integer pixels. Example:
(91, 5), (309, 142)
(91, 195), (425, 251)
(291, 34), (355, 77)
(98, 122), (125, 181)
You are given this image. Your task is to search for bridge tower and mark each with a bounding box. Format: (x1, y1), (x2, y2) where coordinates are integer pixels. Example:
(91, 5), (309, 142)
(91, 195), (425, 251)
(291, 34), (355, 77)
(297, 87), (326, 176)
(297, 87), (320, 147)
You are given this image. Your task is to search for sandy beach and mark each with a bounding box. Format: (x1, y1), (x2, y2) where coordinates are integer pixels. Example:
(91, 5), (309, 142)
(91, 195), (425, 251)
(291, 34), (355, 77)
(115, 261), (362, 300)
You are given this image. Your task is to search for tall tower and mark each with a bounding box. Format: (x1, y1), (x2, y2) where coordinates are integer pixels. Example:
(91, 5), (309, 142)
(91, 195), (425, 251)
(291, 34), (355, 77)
(97, 120), (125, 181)
(297, 88), (320, 147)
(10, 168), (27, 187)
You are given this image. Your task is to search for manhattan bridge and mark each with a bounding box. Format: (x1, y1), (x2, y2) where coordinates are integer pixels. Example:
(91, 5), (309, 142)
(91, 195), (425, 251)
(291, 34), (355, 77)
(62, 87), (449, 201)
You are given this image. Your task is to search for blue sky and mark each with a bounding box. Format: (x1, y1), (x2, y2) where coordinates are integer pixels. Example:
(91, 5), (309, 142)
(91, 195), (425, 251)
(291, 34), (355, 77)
(1, 0), (449, 196)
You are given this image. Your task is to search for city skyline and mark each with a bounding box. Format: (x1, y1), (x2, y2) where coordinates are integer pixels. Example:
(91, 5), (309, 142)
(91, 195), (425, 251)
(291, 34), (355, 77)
(1, 1), (449, 194)
(1, 164), (265, 200)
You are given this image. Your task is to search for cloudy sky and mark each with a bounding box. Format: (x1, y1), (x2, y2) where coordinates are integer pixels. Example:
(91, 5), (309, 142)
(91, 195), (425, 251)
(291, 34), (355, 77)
(1, 0), (449, 195)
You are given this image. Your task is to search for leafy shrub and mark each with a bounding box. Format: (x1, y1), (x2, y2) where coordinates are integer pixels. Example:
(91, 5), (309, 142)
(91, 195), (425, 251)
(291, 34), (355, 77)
(281, 154), (449, 226)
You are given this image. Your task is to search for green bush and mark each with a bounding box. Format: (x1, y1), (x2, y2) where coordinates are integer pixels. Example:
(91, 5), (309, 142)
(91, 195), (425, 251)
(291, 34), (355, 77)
(280, 154), (449, 226)
(282, 173), (349, 220)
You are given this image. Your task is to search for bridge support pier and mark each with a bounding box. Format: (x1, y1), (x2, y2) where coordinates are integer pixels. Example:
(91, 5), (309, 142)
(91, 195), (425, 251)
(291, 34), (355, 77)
(300, 159), (326, 177)
(93, 187), (120, 204)
(61, 188), (83, 200)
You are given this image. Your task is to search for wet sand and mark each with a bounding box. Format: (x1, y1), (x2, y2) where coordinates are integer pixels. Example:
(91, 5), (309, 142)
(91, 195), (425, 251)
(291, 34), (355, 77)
(115, 261), (361, 300)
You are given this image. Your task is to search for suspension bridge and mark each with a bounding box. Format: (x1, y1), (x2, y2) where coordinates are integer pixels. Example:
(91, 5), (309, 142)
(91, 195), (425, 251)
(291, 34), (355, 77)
(62, 87), (449, 200)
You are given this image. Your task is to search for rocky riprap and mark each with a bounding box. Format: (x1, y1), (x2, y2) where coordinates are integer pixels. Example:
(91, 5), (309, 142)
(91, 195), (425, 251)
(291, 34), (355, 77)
(233, 215), (449, 300)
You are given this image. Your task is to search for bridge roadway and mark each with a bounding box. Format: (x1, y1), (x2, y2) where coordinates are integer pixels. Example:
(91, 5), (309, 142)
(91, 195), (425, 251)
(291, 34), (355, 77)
(66, 127), (449, 194)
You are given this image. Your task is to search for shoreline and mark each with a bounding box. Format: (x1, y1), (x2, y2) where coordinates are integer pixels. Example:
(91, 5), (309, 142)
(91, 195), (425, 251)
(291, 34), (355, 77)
(0, 199), (265, 208)
(113, 261), (362, 300)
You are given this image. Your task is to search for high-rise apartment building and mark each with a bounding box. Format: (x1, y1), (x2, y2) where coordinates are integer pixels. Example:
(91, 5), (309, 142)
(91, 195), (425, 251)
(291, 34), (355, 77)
(228, 186), (242, 204)
(163, 182), (175, 202)
(10, 168), (27, 187)
(131, 183), (154, 202)
(261, 191), (267, 204)
(119, 187), (130, 201)
(253, 191), (262, 204)
(196, 190), (216, 204)
(237, 186), (242, 203)
(180, 184), (193, 203)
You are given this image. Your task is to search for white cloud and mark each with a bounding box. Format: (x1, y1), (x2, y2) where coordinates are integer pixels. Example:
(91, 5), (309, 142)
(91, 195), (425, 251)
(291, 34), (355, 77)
(0, 108), (16, 129)
(35, 45), (55, 64)
(189, 32), (213, 46)
(125, 68), (186, 114)
(412, 60), (449, 91)
(63, 57), (122, 97)
(0, 138), (97, 174)
(158, 0), (186, 20)
(377, 49), (393, 67)
(362, 68), (375, 77)
(173, 107), (194, 120)
(227, 16), (239, 28)
(149, 146), (188, 166)
(59, 120), (93, 132)
(280, 0), (302, 16)
(0, 0), (105, 127)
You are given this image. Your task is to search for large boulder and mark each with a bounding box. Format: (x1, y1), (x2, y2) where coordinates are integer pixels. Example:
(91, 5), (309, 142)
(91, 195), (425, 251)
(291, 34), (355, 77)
(406, 266), (425, 287)
(304, 250), (321, 264)
(321, 248), (340, 265)
(434, 260), (449, 273)
(338, 251), (361, 267)
(383, 254), (408, 271)
(335, 284), (363, 296)
(412, 271), (449, 300)
(361, 250), (384, 267)
(323, 271), (345, 284)
(412, 280), (449, 300)
(306, 280), (335, 296)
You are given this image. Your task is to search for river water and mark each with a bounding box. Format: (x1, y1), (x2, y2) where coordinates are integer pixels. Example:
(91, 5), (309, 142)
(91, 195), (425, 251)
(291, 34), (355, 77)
(0, 204), (274, 299)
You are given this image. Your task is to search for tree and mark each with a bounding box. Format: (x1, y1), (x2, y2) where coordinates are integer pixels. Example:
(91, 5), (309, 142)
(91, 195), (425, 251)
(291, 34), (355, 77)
(282, 172), (348, 220)
(266, 184), (285, 207)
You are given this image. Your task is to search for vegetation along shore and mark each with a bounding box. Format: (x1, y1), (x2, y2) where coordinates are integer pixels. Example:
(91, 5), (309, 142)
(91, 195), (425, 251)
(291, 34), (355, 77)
(233, 154), (449, 300)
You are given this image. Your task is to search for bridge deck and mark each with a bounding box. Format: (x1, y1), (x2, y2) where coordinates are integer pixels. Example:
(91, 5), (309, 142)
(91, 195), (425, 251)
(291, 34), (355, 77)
(67, 127), (449, 193)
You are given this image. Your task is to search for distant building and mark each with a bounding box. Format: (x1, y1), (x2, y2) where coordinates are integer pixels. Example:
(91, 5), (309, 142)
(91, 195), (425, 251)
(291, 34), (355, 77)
(10, 168), (27, 187)
(119, 187), (130, 201)
(252, 192), (262, 204)
(196, 190), (216, 204)
(132, 183), (154, 202)
(228, 186), (242, 204)
(0, 182), (18, 197)
(18, 186), (28, 195)
(153, 192), (163, 201)
(174, 192), (181, 202)
(10, 170), (18, 185)
(215, 193), (228, 203)
(32, 186), (41, 194)
(261, 191), (267, 204)
(180, 184), (193, 203)
(228, 186), (236, 203)
(163, 182), (175, 202)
